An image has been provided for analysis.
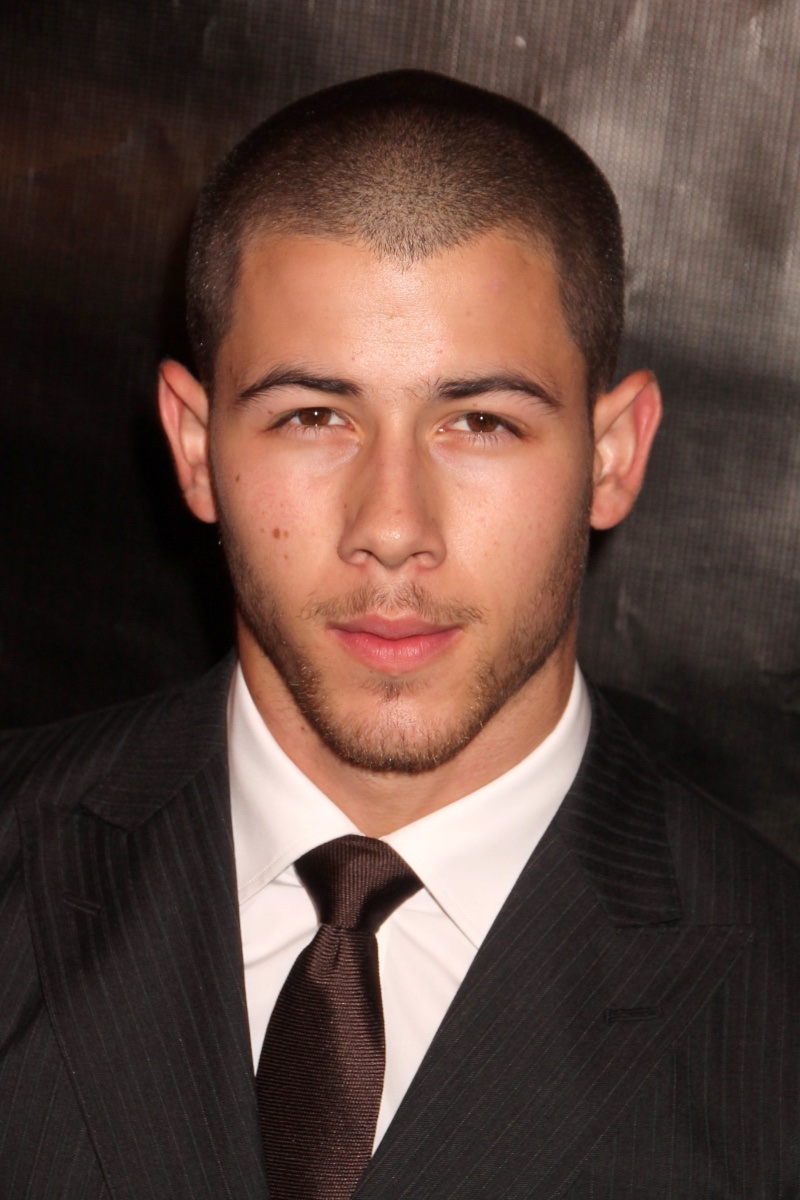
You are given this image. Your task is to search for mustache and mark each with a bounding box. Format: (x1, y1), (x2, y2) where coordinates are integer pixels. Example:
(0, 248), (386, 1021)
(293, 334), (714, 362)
(304, 582), (485, 626)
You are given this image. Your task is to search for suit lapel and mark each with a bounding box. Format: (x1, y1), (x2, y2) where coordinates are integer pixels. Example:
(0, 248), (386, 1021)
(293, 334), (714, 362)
(356, 696), (753, 1199)
(19, 660), (268, 1200)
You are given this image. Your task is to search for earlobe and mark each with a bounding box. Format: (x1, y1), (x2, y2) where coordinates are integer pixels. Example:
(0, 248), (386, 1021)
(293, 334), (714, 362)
(157, 359), (218, 524)
(590, 370), (662, 531)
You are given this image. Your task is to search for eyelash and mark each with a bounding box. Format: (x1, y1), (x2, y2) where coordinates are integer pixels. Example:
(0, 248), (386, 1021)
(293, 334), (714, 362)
(273, 408), (348, 430)
(447, 412), (521, 439)
(271, 407), (521, 440)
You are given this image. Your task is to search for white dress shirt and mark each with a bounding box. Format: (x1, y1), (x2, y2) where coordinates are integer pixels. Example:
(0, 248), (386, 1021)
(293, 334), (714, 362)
(229, 663), (590, 1147)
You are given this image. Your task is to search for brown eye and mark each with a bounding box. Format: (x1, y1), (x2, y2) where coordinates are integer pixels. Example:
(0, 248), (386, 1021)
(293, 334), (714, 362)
(297, 407), (335, 426)
(464, 412), (501, 433)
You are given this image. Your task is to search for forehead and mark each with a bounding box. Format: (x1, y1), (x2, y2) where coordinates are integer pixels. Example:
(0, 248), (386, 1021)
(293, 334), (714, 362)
(218, 230), (584, 394)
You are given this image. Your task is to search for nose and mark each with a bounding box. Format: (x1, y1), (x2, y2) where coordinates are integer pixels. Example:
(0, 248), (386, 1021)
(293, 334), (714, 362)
(337, 434), (446, 571)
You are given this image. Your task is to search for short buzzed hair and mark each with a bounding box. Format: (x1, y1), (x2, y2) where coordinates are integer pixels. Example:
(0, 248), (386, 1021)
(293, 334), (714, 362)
(187, 70), (624, 399)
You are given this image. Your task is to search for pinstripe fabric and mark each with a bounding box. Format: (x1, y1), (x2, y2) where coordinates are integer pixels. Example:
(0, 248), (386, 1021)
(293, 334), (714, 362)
(354, 699), (800, 1199)
(2, 664), (800, 1198)
(2, 658), (268, 1200)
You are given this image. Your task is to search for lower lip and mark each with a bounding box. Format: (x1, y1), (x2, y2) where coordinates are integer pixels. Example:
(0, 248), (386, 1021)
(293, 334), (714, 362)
(330, 628), (461, 672)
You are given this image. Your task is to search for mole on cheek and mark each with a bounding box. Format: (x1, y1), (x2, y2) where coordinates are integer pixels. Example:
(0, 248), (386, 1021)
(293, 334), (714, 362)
(272, 527), (281, 539)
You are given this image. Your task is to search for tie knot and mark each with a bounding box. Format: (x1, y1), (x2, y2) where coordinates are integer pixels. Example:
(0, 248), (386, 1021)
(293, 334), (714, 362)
(295, 835), (421, 933)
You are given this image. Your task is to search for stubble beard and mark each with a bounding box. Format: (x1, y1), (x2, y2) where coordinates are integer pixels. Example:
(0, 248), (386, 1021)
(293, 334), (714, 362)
(218, 491), (591, 775)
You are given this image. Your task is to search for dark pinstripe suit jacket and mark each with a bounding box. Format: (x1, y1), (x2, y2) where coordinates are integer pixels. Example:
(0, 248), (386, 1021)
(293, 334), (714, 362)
(2, 657), (799, 1198)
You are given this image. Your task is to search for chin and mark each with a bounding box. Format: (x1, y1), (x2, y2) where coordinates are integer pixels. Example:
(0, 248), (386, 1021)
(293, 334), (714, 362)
(304, 709), (479, 775)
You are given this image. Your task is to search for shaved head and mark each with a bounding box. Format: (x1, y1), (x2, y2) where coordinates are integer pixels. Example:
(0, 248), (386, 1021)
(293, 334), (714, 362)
(187, 70), (624, 399)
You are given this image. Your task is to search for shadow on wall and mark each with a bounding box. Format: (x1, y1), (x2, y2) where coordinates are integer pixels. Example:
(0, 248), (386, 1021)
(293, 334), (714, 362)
(581, 342), (800, 861)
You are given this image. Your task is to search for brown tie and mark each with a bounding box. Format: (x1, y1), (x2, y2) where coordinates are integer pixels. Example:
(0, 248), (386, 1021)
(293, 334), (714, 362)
(256, 835), (421, 1200)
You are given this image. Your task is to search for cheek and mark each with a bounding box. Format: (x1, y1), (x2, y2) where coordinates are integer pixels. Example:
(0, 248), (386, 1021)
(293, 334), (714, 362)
(214, 446), (342, 569)
(445, 455), (587, 567)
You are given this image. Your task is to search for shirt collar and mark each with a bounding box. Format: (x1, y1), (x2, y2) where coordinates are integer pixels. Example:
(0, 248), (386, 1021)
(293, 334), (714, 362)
(228, 663), (590, 948)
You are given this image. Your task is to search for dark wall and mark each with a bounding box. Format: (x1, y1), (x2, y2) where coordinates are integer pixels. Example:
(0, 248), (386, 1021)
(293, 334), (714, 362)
(1, 0), (798, 855)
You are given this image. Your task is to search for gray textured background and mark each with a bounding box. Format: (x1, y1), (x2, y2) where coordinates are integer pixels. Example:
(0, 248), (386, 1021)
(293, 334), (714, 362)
(1, 0), (798, 853)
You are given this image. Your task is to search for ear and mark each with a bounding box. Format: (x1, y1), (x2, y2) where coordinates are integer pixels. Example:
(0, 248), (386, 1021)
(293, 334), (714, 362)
(590, 370), (662, 531)
(157, 359), (218, 524)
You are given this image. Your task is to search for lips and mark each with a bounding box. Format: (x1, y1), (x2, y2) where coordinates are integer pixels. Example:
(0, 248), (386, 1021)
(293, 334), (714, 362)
(329, 615), (462, 671)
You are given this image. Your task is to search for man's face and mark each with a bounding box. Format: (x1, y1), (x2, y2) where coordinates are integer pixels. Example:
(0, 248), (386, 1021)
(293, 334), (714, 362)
(208, 230), (594, 773)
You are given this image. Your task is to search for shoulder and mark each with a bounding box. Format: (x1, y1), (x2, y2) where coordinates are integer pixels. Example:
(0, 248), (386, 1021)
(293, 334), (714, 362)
(589, 687), (800, 924)
(0, 655), (235, 818)
(662, 758), (800, 926)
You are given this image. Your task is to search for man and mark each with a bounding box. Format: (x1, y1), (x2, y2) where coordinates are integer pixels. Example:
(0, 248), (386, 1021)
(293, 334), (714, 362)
(1, 70), (798, 1199)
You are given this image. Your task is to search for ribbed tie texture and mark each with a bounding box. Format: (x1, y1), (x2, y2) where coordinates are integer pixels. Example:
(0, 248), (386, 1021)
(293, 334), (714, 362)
(256, 835), (422, 1200)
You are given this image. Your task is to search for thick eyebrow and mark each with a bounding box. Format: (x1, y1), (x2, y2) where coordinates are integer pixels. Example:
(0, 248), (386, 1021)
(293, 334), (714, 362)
(435, 372), (562, 411)
(235, 365), (561, 411)
(236, 366), (362, 406)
